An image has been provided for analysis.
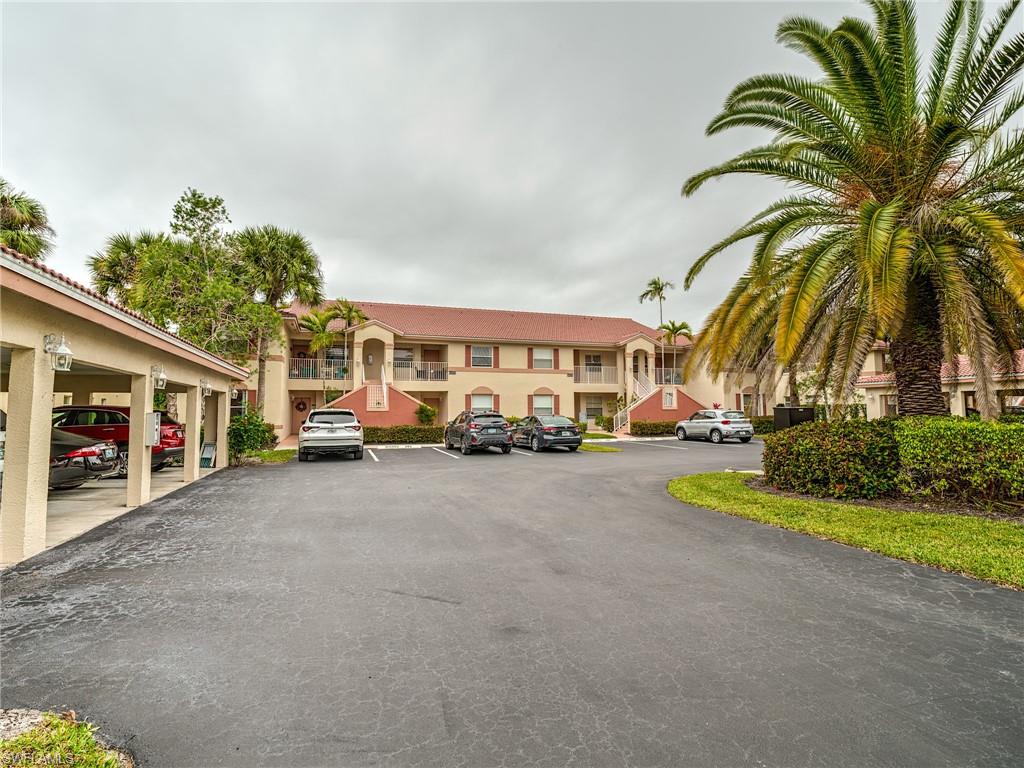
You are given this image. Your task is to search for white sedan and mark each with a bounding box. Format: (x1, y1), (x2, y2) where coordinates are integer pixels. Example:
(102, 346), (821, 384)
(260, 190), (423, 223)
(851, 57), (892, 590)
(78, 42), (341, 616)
(298, 408), (364, 461)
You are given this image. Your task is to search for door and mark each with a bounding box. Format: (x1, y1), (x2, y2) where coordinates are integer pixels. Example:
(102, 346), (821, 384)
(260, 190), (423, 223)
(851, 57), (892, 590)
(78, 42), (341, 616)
(422, 348), (440, 363)
(292, 397), (312, 434)
(687, 412), (708, 438)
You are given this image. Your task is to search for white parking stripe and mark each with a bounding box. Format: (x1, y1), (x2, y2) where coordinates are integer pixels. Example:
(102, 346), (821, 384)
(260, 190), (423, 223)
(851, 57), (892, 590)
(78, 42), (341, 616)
(367, 449), (379, 462)
(430, 446), (460, 459)
(632, 441), (688, 450)
(510, 449), (534, 456)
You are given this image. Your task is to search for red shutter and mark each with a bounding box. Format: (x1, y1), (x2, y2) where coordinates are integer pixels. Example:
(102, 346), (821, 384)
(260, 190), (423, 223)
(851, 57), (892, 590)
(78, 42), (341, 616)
(493, 394), (500, 412)
(554, 394), (561, 415)
(527, 347), (533, 369)
(573, 350), (580, 365)
(465, 345), (471, 367)
(465, 394), (472, 411)
(493, 346), (500, 368)
(553, 349), (560, 370)
(735, 393), (742, 409)
(527, 394), (534, 415)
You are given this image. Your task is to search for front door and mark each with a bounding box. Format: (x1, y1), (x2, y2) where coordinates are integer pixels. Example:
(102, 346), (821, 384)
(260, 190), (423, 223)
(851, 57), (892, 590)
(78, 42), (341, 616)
(422, 348), (441, 363)
(292, 397), (311, 434)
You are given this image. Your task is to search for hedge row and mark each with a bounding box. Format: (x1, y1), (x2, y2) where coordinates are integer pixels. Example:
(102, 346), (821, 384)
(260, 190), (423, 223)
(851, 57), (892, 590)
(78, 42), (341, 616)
(763, 416), (1024, 501)
(363, 425), (445, 444)
(751, 416), (776, 434)
(629, 420), (678, 436)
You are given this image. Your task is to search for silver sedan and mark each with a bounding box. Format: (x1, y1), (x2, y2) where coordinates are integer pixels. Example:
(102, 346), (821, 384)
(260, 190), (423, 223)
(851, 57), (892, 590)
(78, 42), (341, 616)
(675, 409), (754, 444)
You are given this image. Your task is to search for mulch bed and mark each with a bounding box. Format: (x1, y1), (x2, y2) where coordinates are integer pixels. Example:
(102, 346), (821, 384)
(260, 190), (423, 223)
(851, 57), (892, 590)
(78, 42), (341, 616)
(746, 477), (1024, 524)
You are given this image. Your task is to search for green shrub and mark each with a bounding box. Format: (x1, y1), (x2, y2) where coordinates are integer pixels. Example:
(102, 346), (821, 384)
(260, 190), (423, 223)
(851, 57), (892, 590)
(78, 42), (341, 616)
(362, 425), (444, 444)
(594, 415), (615, 432)
(629, 420), (678, 436)
(894, 417), (1024, 500)
(415, 403), (438, 425)
(751, 415), (776, 434)
(227, 410), (278, 466)
(505, 415), (522, 425)
(997, 412), (1024, 424)
(762, 419), (899, 499)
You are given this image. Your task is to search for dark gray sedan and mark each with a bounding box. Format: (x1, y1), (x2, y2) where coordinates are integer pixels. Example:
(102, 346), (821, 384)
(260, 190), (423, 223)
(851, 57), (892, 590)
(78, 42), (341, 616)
(511, 415), (582, 452)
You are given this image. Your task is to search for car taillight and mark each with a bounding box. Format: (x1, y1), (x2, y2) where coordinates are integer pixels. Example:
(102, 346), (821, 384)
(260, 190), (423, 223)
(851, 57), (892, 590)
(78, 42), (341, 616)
(301, 425), (318, 432)
(721, 420), (731, 425)
(351, 424), (362, 431)
(62, 446), (102, 458)
(502, 423), (510, 429)
(544, 427), (558, 433)
(468, 422), (479, 429)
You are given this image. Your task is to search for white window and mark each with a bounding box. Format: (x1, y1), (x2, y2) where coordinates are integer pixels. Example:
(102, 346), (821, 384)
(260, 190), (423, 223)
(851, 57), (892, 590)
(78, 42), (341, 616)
(471, 393), (494, 411)
(663, 388), (675, 408)
(585, 395), (603, 419)
(584, 353), (602, 369)
(532, 347), (554, 369)
(471, 346), (493, 367)
(533, 394), (554, 416)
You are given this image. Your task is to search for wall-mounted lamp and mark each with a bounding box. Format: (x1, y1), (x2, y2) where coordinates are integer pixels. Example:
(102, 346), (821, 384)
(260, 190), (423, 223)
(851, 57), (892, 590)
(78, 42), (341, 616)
(200, 378), (213, 397)
(44, 333), (74, 372)
(367, 353), (374, 365)
(151, 364), (168, 390)
(231, 387), (240, 399)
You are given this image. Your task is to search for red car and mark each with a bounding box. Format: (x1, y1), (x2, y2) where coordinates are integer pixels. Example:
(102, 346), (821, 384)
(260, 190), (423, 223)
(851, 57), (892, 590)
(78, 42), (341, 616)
(51, 406), (185, 477)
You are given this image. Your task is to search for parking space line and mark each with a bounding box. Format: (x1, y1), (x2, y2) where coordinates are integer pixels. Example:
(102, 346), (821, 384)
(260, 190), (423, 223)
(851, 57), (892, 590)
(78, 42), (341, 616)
(510, 448), (534, 456)
(367, 449), (379, 462)
(430, 446), (460, 459)
(632, 441), (688, 450)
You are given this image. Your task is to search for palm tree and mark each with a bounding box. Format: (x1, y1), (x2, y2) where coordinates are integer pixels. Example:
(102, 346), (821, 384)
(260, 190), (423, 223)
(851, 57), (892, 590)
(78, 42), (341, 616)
(0, 178), (55, 260)
(658, 320), (694, 382)
(89, 231), (167, 305)
(234, 225), (324, 414)
(682, 0), (1024, 418)
(335, 299), (368, 393)
(640, 277), (675, 375)
(299, 308), (342, 401)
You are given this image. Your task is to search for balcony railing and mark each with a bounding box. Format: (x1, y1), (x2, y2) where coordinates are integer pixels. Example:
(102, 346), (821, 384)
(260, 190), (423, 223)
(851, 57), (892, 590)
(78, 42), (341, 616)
(391, 360), (449, 382)
(573, 365), (618, 385)
(654, 368), (684, 385)
(289, 358), (351, 381)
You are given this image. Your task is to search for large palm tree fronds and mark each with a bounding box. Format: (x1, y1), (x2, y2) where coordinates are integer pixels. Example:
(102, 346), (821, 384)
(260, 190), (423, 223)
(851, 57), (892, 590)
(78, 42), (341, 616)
(0, 178), (55, 260)
(88, 231), (167, 305)
(682, 0), (1024, 418)
(299, 308), (341, 355)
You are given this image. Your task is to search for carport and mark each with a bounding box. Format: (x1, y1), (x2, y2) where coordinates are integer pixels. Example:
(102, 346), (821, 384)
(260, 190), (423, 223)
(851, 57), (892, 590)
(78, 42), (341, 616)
(0, 244), (248, 566)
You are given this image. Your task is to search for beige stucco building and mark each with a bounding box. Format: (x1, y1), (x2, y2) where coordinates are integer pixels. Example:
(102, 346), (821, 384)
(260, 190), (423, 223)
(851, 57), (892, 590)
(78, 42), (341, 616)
(250, 300), (775, 440)
(0, 245), (247, 565)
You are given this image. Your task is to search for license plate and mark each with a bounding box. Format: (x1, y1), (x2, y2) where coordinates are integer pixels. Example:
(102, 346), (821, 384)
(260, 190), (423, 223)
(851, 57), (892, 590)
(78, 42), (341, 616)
(485, 428), (498, 434)
(104, 447), (116, 459)
(561, 431), (572, 436)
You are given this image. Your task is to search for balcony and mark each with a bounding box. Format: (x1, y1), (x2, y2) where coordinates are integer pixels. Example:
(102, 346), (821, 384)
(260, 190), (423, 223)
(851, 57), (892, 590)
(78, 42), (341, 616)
(574, 365), (618, 385)
(289, 358), (351, 381)
(654, 368), (684, 385)
(392, 360), (449, 382)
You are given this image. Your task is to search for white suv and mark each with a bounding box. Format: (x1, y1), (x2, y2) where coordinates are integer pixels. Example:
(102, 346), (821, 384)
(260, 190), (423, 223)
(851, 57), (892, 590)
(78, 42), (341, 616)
(298, 409), (364, 461)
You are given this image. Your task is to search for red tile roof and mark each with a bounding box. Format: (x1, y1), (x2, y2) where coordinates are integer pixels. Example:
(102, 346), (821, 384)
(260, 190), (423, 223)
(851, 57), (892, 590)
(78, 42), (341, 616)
(283, 299), (689, 347)
(1, 243), (248, 375)
(856, 351), (1024, 386)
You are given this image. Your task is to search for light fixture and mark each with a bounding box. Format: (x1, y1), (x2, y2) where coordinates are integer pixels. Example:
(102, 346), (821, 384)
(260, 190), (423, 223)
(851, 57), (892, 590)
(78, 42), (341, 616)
(231, 387), (239, 399)
(151, 364), (168, 390)
(200, 378), (213, 397)
(43, 333), (74, 372)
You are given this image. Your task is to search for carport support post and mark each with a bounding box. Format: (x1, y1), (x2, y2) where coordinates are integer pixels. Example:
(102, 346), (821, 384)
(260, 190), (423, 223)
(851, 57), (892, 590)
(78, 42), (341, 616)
(182, 385), (201, 482)
(0, 348), (54, 564)
(215, 390), (229, 468)
(126, 372), (154, 508)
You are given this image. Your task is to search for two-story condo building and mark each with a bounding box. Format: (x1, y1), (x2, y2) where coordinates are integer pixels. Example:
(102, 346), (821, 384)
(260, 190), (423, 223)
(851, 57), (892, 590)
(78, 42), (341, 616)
(251, 300), (753, 440)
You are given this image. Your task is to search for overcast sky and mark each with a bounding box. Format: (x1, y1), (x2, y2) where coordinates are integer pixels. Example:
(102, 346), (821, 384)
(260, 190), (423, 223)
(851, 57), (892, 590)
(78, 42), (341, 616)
(3, 1), (956, 328)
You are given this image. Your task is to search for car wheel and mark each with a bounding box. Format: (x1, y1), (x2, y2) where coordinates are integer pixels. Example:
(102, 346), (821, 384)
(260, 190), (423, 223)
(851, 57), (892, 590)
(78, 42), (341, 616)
(51, 481), (87, 491)
(354, 449), (364, 460)
(676, 427), (687, 441)
(739, 437), (752, 444)
(298, 451), (308, 462)
(531, 435), (541, 452)
(568, 445), (578, 452)
(117, 450), (129, 478)
(501, 445), (511, 454)
(152, 461), (168, 472)
(709, 429), (723, 444)
(460, 438), (472, 456)
(444, 431), (454, 450)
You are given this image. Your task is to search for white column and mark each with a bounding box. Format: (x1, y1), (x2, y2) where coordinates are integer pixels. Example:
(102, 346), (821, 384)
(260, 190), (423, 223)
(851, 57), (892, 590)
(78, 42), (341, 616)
(182, 385), (202, 482)
(0, 347), (54, 564)
(126, 372), (154, 508)
(215, 390), (229, 468)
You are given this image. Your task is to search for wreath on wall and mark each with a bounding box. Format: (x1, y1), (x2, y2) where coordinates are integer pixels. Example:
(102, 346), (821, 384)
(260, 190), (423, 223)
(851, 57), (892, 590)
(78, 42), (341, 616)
(295, 401), (308, 413)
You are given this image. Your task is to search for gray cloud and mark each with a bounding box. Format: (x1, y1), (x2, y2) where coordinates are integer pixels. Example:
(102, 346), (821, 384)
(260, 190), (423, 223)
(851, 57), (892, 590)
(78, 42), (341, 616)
(3, 1), (954, 328)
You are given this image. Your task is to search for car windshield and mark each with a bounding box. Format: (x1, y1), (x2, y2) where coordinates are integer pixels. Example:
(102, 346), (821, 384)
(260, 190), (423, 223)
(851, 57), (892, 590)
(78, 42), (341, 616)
(310, 412), (357, 424)
(471, 414), (505, 424)
(721, 411), (746, 419)
(538, 416), (574, 426)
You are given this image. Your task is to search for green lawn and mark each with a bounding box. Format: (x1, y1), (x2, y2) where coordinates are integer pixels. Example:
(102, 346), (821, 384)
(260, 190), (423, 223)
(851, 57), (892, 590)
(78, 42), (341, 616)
(583, 432), (616, 440)
(579, 443), (621, 453)
(667, 472), (1024, 589)
(0, 713), (124, 767)
(252, 448), (297, 464)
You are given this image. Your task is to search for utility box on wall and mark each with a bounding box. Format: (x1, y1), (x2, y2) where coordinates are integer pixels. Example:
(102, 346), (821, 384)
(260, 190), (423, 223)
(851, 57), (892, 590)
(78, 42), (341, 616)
(773, 406), (815, 430)
(143, 412), (160, 447)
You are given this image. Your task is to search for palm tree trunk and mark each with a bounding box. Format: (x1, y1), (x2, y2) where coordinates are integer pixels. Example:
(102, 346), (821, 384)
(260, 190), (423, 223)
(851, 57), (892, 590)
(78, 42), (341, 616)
(891, 277), (947, 416)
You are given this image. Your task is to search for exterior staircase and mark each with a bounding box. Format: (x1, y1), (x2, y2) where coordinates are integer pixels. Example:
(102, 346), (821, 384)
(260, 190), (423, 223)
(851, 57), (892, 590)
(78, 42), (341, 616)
(612, 372), (659, 434)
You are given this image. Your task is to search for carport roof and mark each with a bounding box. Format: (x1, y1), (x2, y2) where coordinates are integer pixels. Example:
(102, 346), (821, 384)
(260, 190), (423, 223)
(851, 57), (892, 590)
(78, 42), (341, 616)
(1, 244), (249, 379)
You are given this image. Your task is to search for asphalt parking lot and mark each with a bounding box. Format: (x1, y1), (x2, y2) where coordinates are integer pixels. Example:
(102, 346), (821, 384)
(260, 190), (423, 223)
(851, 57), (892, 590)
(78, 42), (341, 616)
(3, 438), (1022, 767)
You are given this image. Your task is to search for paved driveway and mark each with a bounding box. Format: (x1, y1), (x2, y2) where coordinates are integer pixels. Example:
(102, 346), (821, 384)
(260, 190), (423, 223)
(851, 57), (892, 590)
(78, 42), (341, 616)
(2, 440), (1022, 767)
